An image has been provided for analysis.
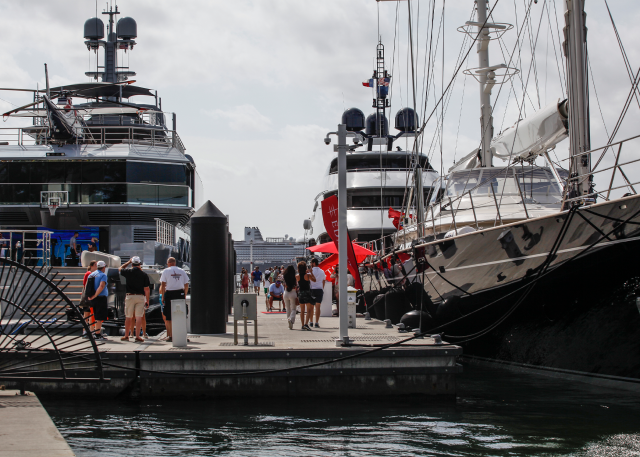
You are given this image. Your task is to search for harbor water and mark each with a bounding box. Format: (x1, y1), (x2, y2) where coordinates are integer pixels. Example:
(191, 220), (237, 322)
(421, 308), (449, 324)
(41, 365), (640, 456)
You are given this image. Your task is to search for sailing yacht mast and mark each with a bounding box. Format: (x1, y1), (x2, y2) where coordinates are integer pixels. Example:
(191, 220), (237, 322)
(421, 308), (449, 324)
(563, 0), (591, 201)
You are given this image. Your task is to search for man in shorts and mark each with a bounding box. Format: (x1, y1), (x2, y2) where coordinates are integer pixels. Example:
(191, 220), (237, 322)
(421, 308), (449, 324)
(268, 280), (284, 312)
(309, 258), (326, 328)
(251, 266), (262, 295)
(87, 260), (109, 340)
(118, 256), (150, 342)
(159, 257), (189, 343)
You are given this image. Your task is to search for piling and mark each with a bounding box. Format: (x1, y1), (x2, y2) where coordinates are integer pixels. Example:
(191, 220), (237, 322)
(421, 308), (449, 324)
(190, 200), (228, 334)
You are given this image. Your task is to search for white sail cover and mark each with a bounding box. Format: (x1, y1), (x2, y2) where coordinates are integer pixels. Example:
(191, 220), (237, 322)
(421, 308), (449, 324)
(491, 99), (568, 161)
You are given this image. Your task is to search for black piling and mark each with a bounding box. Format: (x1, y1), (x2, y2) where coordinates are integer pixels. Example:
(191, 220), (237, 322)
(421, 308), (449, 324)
(190, 201), (228, 334)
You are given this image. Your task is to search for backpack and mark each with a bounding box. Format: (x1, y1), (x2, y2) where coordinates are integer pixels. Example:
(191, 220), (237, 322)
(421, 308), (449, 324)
(81, 273), (98, 306)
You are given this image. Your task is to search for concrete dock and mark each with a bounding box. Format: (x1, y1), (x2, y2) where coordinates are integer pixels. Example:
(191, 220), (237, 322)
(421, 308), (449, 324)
(3, 313), (462, 398)
(0, 390), (74, 457)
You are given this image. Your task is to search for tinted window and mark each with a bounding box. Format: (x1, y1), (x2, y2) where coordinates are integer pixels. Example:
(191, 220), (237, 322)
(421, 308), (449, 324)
(8, 163), (30, 183)
(13, 184), (32, 203)
(82, 184), (127, 204)
(103, 161), (126, 182)
(31, 162), (47, 183)
(127, 184), (158, 205)
(82, 162), (104, 182)
(47, 162), (66, 183)
(158, 186), (188, 206)
(127, 162), (187, 185)
(66, 162), (82, 183)
(330, 155), (432, 173)
(0, 163), (6, 183)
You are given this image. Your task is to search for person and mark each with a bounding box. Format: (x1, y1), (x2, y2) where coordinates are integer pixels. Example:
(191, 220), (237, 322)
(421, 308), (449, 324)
(270, 267), (279, 283)
(330, 265), (339, 316)
(309, 258), (326, 328)
(81, 260), (97, 337)
(118, 256), (150, 343)
(69, 231), (79, 266)
(296, 261), (316, 331)
(0, 233), (7, 258)
(87, 260), (109, 340)
(87, 242), (97, 253)
(263, 268), (272, 310)
(282, 266), (298, 329)
(91, 236), (99, 251)
(251, 266), (262, 295)
(159, 257), (189, 342)
(240, 267), (249, 293)
(268, 280), (284, 311)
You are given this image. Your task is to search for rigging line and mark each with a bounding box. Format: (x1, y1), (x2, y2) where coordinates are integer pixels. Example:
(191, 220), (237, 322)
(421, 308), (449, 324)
(604, 0), (640, 110)
(414, 0), (503, 141)
(440, 0), (445, 180)
(453, 76), (467, 164)
(544, 0), (565, 98)
(550, 0), (567, 88)
(587, 55), (610, 139)
(523, 0), (542, 109)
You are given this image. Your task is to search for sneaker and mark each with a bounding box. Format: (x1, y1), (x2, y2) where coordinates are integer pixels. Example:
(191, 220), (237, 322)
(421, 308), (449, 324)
(166, 337), (172, 342)
(144, 333), (150, 339)
(303, 324), (312, 331)
(82, 333), (88, 339)
(314, 323), (320, 328)
(288, 319), (293, 330)
(97, 333), (108, 340)
(283, 308), (286, 313)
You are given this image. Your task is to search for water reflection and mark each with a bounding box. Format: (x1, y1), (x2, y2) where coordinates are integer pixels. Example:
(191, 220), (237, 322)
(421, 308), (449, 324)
(41, 365), (640, 456)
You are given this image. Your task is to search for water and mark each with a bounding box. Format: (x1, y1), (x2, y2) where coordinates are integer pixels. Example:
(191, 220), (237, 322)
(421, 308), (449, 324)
(41, 365), (640, 456)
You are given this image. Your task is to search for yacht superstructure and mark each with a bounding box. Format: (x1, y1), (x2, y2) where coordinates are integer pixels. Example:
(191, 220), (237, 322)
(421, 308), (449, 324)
(0, 6), (202, 264)
(306, 43), (439, 246)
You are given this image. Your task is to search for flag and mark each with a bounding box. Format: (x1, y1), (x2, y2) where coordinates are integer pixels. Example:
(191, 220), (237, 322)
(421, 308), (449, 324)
(362, 79), (374, 87)
(378, 77), (390, 86)
(388, 207), (405, 230)
(321, 195), (363, 290)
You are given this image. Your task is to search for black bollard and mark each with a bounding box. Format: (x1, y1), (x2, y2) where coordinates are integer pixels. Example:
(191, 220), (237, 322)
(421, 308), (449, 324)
(190, 201), (228, 334)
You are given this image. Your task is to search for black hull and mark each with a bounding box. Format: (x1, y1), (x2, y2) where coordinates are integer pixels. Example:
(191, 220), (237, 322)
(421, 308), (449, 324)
(363, 194), (640, 381)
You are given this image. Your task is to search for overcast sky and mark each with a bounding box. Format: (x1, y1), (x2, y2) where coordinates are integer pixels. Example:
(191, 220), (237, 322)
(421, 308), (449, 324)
(0, 0), (638, 240)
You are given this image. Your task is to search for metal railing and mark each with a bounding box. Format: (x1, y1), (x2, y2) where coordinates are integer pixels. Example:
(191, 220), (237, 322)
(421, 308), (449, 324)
(0, 230), (52, 267)
(0, 122), (186, 154)
(155, 218), (176, 246)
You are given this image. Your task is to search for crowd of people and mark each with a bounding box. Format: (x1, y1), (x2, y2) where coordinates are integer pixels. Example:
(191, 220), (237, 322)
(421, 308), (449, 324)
(80, 256), (188, 343)
(247, 260), (327, 330)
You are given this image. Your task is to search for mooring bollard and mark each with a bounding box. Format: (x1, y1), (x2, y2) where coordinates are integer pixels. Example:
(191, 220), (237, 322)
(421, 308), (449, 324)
(172, 299), (188, 347)
(233, 293), (257, 345)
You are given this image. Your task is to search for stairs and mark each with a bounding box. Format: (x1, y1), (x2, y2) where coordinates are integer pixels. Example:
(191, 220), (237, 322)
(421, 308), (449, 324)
(49, 266), (86, 307)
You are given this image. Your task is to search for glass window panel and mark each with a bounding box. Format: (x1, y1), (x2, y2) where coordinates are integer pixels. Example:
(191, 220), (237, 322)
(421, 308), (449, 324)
(47, 162), (66, 183)
(515, 169), (561, 197)
(0, 184), (6, 203)
(158, 185), (188, 206)
(0, 163), (7, 184)
(126, 162), (187, 185)
(82, 162), (104, 182)
(8, 162), (30, 183)
(83, 184), (126, 204)
(66, 162), (82, 183)
(31, 162), (47, 183)
(103, 161), (126, 182)
(13, 184), (31, 203)
(127, 184), (158, 205)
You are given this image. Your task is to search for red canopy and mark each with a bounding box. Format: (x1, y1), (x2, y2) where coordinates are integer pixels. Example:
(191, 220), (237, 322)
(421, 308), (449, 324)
(307, 241), (376, 257)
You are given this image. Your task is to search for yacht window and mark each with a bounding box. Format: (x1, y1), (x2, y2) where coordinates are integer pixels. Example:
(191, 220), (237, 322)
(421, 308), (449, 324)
(0, 163), (7, 183)
(47, 162), (66, 183)
(329, 155), (432, 174)
(446, 170), (482, 197)
(473, 169), (520, 196)
(8, 163), (30, 183)
(515, 168), (561, 197)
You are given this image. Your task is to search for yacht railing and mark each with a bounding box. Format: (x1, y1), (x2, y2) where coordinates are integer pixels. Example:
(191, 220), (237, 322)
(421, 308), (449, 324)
(0, 121), (186, 154)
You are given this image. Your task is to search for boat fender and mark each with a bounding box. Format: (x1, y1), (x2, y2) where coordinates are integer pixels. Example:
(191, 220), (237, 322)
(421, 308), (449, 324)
(400, 309), (434, 332)
(436, 295), (464, 323)
(404, 282), (438, 316)
(384, 288), (412, 324)
(370, 293), (386, 320)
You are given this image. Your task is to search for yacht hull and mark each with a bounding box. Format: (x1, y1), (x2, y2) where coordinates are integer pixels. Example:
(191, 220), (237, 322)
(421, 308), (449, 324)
(363, 194), (640, 380)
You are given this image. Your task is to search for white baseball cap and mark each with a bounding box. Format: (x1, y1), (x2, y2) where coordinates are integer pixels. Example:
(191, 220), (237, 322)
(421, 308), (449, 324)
(131, 256), (142, 265)
(97, 260), (107, 268)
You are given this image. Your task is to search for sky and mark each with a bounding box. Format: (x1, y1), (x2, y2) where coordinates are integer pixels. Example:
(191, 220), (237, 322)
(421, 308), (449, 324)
(0, 0), (639, 240)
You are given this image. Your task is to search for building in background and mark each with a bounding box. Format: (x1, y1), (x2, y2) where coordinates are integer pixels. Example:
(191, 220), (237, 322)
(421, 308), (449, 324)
(234, 227), (306, 273)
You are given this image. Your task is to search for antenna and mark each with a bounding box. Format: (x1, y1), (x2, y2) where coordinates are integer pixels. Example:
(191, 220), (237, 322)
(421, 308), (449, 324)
(44, 64), (50, 98)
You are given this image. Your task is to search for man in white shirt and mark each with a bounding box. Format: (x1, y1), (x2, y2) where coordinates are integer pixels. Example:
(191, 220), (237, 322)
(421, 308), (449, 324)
(309, 258), (326, 328)
(159, 257), (189, 342)
(263, 268), (272, 310)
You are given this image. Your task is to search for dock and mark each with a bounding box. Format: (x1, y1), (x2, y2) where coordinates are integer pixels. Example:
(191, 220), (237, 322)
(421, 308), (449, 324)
(0, 389), (74, 457)
(3, 313), (462, 398)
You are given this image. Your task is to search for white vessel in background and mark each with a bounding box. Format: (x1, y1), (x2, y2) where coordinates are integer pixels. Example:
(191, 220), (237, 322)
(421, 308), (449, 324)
(305, 42), (439, 247)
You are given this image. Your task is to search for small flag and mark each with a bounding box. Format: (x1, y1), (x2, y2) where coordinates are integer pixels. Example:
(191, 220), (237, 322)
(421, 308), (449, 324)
(378, 77), (390, 87)
(362, 79), (374, 87)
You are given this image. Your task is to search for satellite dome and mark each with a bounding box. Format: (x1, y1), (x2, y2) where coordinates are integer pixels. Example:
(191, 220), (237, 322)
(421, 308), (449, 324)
(117, 17), (137, 39)
(84, 17), (105, 40)
(395, 107), (419, 132)
(341, 108), (365, 132)
(365, 113), (389, 136)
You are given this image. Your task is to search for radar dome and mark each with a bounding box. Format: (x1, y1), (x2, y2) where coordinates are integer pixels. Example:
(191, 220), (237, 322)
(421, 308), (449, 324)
(395, 107), (419, 132)
(84, 17), (105, 40)
(365, 113), (389, 136)
(341, 108), (365, 132)
(117, 17), (137, 39)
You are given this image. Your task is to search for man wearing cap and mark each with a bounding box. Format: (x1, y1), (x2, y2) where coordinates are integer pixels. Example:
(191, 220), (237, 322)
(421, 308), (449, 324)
(87, 260), (109, 340)
(119, 256), (150, 342)
(251, 266), (263, 295)
(268, 279), (285, 312)
(159, 257), (189, 342)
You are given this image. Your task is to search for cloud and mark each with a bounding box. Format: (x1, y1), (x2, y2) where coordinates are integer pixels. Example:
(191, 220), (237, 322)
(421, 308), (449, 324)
(204, 104), (272, 132)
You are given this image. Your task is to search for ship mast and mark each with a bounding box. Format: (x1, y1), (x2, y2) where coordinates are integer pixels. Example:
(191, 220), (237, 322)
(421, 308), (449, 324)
(563, 0), (591, 202)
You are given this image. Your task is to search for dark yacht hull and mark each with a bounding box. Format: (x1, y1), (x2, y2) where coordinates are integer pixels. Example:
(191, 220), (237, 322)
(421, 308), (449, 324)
(363, 194), (640, 381)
